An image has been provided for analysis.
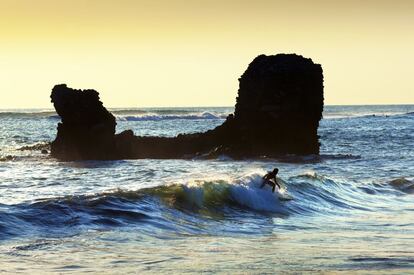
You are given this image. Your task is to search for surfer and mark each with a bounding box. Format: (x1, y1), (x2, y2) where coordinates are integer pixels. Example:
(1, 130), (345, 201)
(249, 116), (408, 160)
(260, 168), (281, 193)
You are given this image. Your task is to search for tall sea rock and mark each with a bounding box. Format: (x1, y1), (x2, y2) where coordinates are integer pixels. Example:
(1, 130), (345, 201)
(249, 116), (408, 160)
(232, 54), (324, 155)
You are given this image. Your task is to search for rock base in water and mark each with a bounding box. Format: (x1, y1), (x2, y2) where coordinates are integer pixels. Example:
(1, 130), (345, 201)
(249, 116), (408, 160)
(51, 54), (324, 160)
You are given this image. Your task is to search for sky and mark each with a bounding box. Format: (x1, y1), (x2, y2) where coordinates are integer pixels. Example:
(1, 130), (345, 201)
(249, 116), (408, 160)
(0, 0), (413, 108)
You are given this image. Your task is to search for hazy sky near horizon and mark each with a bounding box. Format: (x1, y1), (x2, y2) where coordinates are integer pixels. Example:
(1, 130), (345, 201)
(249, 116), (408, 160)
(1, 0), (413, 108)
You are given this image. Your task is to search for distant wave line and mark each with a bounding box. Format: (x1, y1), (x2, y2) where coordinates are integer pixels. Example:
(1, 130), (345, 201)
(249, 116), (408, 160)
(116, 112), (228, 121)
(0, 109), (412, 120)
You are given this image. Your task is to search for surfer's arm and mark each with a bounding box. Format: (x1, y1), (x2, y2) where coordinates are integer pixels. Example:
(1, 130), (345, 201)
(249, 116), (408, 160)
(274, 177), (281, 189)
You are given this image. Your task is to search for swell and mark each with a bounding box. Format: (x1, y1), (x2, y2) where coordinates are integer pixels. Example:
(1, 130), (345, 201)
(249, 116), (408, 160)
(1, 172), (408, 240)
(275, 154), (361, 164)
(323, 110), (414, 120)
(0, 111), (56, 118)
(389, 178), (414, 194)
(0, 175), (286, 239)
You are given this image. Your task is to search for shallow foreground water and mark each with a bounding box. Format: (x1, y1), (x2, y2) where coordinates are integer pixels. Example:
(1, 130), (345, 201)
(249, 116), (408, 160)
(0, 105), (413, 273)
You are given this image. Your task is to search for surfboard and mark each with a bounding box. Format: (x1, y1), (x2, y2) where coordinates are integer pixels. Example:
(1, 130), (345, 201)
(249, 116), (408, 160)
(260, 178), (293, 200)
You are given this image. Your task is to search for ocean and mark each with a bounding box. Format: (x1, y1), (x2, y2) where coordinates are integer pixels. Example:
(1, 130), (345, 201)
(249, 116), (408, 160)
(0, 105), (413, 273)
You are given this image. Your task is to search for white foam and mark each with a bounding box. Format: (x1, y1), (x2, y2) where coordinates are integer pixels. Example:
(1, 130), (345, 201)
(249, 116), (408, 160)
(230, 174), (286, 212)
(178, 173), (288, 213)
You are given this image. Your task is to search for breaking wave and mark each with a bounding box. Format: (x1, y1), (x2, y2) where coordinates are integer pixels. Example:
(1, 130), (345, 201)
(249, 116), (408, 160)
(1, 172), (406, 240)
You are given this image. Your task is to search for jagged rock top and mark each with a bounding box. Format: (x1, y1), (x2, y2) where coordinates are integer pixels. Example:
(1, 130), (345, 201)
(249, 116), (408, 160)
(51, 84), (116, 131)
(242, 54), (320, 76)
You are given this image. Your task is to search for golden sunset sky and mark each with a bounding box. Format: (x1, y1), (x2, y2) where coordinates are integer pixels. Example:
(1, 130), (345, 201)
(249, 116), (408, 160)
(1, 0), (413, 108)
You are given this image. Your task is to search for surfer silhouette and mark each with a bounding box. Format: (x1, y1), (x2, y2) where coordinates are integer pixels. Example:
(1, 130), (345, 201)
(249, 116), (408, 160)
(260, 168), (281, 193)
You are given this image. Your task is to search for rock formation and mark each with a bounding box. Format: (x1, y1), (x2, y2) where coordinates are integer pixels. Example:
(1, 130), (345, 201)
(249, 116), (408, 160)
(50, 85), (117, 160)
(51, 54), (324, 161)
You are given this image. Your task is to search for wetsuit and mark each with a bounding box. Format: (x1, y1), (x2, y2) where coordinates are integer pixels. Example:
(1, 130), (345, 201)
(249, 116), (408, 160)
(260, 171), (281, 192)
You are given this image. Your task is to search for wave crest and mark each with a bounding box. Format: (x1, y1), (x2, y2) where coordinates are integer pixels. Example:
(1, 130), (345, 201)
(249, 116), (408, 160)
(143, 175), (290, 213)
(389, 178), (414, 194)
(116, 112), (228, 121)
(2, 172), (401, 240)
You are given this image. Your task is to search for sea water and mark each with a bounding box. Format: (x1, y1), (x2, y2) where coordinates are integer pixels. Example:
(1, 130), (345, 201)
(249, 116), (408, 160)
(0, 105), (413, 273)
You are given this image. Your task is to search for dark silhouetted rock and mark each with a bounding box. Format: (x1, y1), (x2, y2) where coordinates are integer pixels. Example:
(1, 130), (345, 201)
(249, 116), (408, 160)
(50, 84), (117, 160)
(232, 54), (324, 155)
(50, 54), (324, 160)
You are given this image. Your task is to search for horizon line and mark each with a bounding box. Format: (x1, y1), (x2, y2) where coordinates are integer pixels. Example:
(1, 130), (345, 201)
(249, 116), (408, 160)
(0, 103), (413, 110)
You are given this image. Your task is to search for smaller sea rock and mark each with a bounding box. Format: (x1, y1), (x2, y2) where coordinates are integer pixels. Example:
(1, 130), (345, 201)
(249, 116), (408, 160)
(50, 84), (117, 160)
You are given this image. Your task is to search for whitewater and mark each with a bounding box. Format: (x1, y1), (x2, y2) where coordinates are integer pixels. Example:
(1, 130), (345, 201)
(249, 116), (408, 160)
(0, 105), (413, 273)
